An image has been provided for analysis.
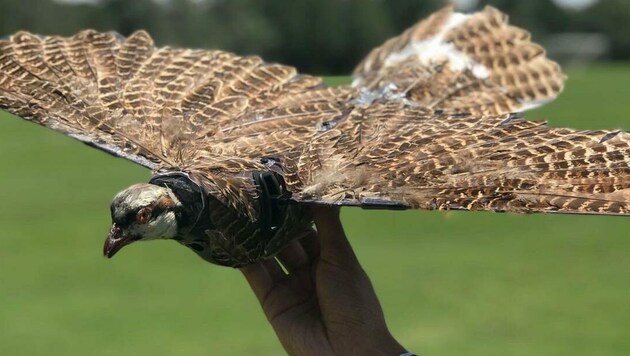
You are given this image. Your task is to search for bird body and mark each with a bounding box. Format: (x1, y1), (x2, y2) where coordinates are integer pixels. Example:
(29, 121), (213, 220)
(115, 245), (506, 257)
(106, 171), (311, 266)
(1, 6), (628, 267)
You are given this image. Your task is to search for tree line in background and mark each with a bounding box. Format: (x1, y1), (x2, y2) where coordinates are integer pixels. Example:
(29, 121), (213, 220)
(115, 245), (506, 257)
(1, 0), (630, 74)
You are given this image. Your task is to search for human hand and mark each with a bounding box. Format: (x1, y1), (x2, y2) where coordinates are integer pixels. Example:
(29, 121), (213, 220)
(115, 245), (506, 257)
(241, 206), (407, 356)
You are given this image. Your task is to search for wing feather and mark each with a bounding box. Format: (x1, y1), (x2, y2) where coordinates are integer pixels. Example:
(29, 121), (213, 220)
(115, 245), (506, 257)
(0, 30), (324, 174)
(352, 6), (566, 115)
(289, 104), (630, 216)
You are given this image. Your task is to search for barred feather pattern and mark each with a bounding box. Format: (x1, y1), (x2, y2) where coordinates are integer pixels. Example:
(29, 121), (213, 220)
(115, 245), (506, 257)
(353, 6), (566, 115)
(288, 104), (630, 215)
(1, 5), (629, 222)
(0, 29), (325, 218)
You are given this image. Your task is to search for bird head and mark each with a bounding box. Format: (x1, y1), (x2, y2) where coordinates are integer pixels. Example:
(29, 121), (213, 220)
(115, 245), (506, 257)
(104, 183), (182, 258)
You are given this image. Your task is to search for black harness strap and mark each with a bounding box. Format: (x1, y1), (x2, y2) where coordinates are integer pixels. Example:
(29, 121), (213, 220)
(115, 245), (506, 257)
(148, 172), (212, 233)
(149, 170), (289, 242)
(252, 171), (289, 239)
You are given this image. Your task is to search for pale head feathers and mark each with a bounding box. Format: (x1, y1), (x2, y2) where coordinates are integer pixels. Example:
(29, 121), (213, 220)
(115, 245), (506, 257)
(110, 183), (182, 241)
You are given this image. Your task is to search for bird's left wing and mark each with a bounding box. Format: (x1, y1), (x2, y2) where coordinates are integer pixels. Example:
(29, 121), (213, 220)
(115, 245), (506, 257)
(283, 102), (630, 216)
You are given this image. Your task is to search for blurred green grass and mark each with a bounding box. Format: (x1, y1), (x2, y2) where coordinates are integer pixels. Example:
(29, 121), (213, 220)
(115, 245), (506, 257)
(1, 65), (630, 356)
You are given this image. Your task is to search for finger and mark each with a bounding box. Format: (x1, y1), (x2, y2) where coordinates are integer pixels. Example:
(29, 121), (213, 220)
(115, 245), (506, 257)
(277, 240), (310, 273)
(299, 229), (320, 260)
(261, 257), (285, 280)
(311, 205), (358, 265)
(240, 258), (284, 303)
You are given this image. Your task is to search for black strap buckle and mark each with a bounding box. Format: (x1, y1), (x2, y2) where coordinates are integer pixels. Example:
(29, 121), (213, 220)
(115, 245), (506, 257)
(252, 171), (289, 238)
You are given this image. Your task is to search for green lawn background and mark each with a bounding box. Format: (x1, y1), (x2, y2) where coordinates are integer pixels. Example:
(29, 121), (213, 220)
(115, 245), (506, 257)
(1, 66), (629, 355)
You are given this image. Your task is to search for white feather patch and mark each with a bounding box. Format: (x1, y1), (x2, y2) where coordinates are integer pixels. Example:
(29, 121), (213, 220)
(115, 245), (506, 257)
(381, 12), (490, 80)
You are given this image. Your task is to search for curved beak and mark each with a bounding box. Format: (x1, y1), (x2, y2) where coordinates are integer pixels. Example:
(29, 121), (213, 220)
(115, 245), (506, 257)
(103, 223), (132, 258)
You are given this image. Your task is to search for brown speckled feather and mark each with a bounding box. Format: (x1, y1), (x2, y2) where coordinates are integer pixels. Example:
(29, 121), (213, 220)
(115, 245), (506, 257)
(289, 104), (630, 215)
(353, 6), (566, 115)
(0, 6), (628, 222)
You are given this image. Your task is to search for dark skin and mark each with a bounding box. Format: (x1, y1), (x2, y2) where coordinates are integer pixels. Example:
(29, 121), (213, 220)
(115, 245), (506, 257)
(241, 206), (407, 356)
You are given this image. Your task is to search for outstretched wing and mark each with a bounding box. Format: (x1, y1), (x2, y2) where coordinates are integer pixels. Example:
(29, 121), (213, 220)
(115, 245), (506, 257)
(0, 30), (324, 170)
(287, 103), (630, 216)
(324, 6), (627, 215)
(353, 6), (566, 115)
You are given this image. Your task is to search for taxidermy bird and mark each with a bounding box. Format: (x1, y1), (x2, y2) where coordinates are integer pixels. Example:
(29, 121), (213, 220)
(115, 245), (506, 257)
(1, 6), (628, 267)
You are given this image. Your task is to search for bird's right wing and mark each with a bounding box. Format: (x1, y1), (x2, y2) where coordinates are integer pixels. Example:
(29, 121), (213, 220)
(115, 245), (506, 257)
(0, 30), (325, 172)
(0, 31), (168, 169)
(352, 6), (566, 116)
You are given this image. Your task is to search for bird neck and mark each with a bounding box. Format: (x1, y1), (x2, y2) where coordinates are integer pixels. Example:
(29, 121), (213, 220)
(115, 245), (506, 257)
(148, 172), (212, 238)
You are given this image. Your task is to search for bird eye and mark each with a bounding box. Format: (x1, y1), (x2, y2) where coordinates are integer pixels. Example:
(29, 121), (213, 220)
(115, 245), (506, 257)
(136, 207), (152, 225)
